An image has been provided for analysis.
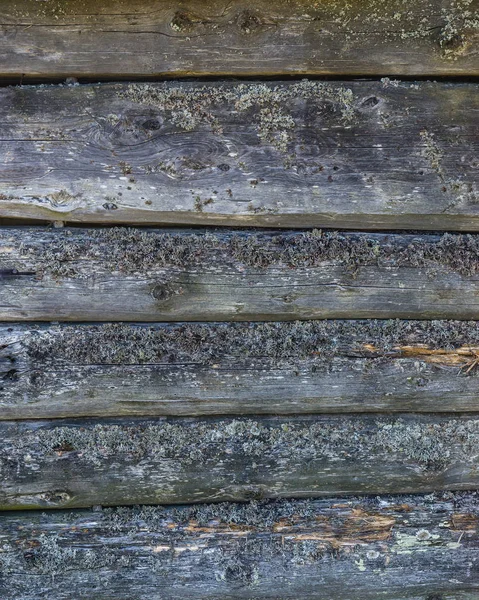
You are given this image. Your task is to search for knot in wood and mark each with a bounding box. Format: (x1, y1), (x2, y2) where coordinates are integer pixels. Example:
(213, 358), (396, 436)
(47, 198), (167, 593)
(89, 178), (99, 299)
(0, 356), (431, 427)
(171, 11), (194, 32)
(237, 10), (262, 34)
(151, 282), (183, 303)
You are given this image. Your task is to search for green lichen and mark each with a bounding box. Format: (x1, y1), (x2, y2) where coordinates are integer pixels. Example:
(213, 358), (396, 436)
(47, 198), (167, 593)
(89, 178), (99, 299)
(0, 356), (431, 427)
(325, 0), (479, 58)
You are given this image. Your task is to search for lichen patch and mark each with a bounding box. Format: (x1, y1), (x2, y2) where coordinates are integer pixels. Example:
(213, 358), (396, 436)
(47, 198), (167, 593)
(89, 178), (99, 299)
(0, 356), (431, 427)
(14, 228), (479, 280)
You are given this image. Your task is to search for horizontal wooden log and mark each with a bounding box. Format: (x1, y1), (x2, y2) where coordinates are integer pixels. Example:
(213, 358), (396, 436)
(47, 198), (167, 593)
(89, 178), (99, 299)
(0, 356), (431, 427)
(1, 414), (479, 509)
(5, 320), (479, 419)
(1, 80), (478, 228)
(4, 228), (479, 320)
(1, 0), (478, 78)
(0, 493), (478, 599)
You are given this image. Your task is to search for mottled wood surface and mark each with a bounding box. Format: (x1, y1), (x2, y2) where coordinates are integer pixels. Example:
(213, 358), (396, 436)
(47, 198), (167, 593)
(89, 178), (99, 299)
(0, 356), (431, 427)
(1, 493), (478, 599)
(3, 228), (479, 321)
(1, 0), (478, 79)
(1, 414), (479, 509)
(4, 320), (479, 420)
(0, 81), (478, 228)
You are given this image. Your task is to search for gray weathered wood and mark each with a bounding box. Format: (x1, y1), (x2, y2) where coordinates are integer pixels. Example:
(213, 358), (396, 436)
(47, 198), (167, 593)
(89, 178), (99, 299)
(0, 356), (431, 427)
(4, 320), (479, 420)
(3, 228), (479, 321)
(1, 414), (479, 509)
(1, 0), (478, 79)
(0, 80), (478, 228)
(0, 493), (478, 599)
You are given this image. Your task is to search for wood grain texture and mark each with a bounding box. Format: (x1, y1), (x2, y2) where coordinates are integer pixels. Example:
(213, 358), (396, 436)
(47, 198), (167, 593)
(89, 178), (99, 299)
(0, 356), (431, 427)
(0, 493), (478, 599)
(4, 227), (479, 321)
(4, 320), (479, 420)
(0, 80), (478, 228)
(1, 0), (478, 78)
(1, 414), (479, 509)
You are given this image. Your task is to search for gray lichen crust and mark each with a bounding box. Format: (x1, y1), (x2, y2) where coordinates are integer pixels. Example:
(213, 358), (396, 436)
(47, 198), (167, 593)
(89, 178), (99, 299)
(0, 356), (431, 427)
(0, 492), (477, 599)
(23, 319), (479, 366)
(13, 228), (479, 278)
(3, 415), (479, 470)
(120, 80), (356, 153)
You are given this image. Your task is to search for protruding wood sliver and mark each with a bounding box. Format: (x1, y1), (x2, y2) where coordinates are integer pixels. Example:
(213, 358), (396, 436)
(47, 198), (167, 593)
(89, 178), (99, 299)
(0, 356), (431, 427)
(1, 414), (479, 509)
(1, 0), (478, 79)
(4, 228), (479, 321)
(0, 493), (478, 599)
(0, 81), (477, 228)
(5, 320), (479, 419)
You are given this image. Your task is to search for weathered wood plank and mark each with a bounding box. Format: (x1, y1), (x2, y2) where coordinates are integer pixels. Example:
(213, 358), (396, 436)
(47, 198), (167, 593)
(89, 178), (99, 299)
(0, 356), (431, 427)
(4, 320), (479, 419)
(1, 415), (479, 509)
(4, 228), (479, 321)
(1, 0), (478, 78)
(1, 493), (478, 599)
(0, 80), (478, 228)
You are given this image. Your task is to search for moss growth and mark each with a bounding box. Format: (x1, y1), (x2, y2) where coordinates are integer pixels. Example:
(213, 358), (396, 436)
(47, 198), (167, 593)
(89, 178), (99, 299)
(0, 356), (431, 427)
(229, 229), (380, 272)
(1, 532), (120, 577)
(421, 131), (443, 172)
(216, 555), (260, 585)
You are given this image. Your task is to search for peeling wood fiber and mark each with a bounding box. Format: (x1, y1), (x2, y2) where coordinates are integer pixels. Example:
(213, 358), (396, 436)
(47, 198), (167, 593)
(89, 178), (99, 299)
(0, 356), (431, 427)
(5, 320), (479, 419)
(0, 492), (478, 599)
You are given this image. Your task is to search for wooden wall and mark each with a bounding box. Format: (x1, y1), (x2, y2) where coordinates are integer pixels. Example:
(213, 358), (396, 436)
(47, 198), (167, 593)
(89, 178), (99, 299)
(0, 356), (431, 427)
(1, 0), (478, 78)
(0, 1), (478, 598)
